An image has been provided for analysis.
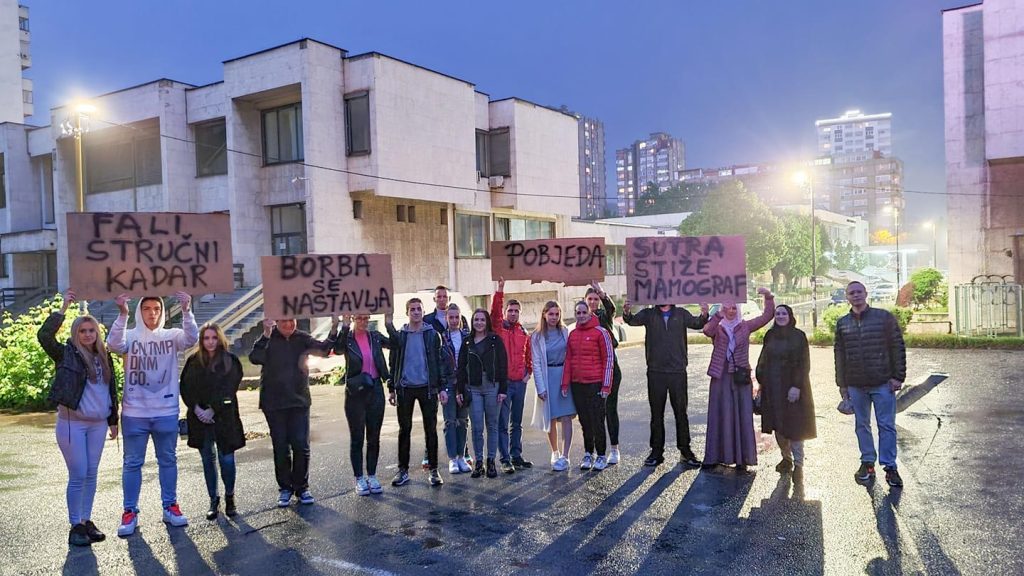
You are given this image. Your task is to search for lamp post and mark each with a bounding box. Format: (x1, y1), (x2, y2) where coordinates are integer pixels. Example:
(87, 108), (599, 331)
(923, 221), (937, 268)
(884, 205), (901, 287)
(793, 171), (818, 329)
(60, 102), (94, 311)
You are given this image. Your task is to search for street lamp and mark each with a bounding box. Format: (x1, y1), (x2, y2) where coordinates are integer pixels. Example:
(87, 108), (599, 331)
(793, 170), (818, 329)
(884, 205), (901, 287)
(923, 221), (937, 268)
(60, 102), (95, 212)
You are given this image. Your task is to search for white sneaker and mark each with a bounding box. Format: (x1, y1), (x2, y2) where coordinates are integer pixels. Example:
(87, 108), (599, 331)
(593, 455), (608, 471)
(117, 509), (138, 537)
(580, 453), (594, 470)
(355, 476), (370, 496)
(457, 456), (472, 473)
(449, 459), (460, 474)
(550, 451), (561, 466)
(608, 448), (620, 465)
(367, 476), (383, 494)
(552, 456), (569, 472)
(162, 504), (188, 527)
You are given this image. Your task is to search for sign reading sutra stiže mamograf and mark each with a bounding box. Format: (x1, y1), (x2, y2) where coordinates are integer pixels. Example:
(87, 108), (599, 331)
(626, 235), (747, 305)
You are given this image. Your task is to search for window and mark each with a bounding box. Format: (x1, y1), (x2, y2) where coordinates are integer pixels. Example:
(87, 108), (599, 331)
(0, 153), (5, 209)
(194, 120), (227, 176)
(493, 216), (554, 241)
(352, 200), (363, 220)
(455, 213), (488, 258)
(606, 246), (625, 276)
(440, 208), (448, 226)
(270, 203), (307, 255)
(22, 90), (31, 104)
(262, 103), (303, 164)
(18, 17), (28, 31)
(41, 155), (54, 224)
(833, 128), (843, 142)
(344, 92), (370, 156)
(397, 205), (406, 222)
(476, 128), (511, 178)
(84, 119), (162, 193)
(0, 254), (8, 279)
(407, 205), (416, 223)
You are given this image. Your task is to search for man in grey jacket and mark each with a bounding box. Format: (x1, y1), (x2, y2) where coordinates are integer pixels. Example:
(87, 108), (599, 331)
(835, 281), (907, 488)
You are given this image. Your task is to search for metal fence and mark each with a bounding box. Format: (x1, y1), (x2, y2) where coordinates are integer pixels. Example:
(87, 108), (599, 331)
(953, 276), (1023, 337)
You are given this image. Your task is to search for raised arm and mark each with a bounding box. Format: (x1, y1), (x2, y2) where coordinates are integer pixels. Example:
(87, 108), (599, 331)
(106, 293), (131, 354)
(173, 292), (199, 351)
(744, 290), (776, 332)
(703, 310), (723, 337)
(37, 311), (67, 364)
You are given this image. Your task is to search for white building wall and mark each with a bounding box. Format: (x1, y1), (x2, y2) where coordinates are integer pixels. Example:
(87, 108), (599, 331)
(0, 0), (25, 124)
(983, 0), (1024, 161)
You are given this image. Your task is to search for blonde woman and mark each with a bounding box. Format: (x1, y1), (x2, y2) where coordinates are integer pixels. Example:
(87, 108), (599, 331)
(37, 289), (119, 547)
(530, 301), (575, 471)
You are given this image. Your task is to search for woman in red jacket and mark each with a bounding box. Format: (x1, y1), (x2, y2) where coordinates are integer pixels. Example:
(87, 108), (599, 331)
(561, 301), (614, 471)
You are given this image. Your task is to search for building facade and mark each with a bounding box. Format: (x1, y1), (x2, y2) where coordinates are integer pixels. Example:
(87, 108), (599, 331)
(615, 132), (684, 216)
(0, 38), (659, 323)
(559, 108), (606, 220)
(944, 0), (1024, 287)
(816, 109), (892, 159)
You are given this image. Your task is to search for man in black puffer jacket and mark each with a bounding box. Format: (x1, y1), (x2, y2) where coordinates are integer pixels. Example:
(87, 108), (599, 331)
(835, 281), (907, 489)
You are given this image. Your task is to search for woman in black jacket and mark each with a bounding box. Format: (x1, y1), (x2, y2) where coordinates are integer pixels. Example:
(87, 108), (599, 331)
(181, 323), (245, 520)
(456, 309), (508, 479)
(755, 305), (816, 482)
(335, 314), (391, 496)
(37, 289), (119, 547)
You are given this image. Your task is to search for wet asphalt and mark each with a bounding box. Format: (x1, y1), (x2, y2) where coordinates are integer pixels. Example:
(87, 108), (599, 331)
(0, 343), (1020, 576)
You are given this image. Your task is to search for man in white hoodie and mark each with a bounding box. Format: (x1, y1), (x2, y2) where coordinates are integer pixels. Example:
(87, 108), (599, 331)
(107, 291), (198, 537)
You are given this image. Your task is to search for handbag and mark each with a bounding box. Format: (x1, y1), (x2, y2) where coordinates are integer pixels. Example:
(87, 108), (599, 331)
(346, 372), (374, 393)
(731, 367), (752, 387)
(177, 417), (188, 437)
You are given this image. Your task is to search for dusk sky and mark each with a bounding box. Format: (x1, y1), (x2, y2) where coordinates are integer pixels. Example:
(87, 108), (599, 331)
(26, 0), (965, 223)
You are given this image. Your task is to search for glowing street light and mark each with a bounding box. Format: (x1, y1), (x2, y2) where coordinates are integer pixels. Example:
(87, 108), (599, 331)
(884, 205), (902, 287)
(60, 101), (95, 212)
(792, 170), (818, 329)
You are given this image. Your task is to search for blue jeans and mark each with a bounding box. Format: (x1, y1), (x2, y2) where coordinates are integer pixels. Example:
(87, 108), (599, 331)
(122, 415), (179, 511)
(470, 381), (500, 461)
(443, 393), (470, 460)
(848, 384), (898, 469)
(499, 379), (527, 461)
(56, 416), (107, 525)
(198, 432), (236, 499)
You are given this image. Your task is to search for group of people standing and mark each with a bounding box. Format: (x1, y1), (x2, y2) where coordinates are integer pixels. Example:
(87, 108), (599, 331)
(40, 278), (906, 547)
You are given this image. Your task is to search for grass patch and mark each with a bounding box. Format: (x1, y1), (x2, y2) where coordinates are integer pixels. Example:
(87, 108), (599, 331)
(806, 332), (1024, 349)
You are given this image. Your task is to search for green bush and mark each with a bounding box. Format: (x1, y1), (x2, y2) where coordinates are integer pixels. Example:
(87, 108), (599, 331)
(909, 268), (944, 308)
(309, 367), (345, 386)
(814, 304), (911, 340)
(0, 295), (124, 411)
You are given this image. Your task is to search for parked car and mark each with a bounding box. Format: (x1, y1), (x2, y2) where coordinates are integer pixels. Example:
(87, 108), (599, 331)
(829, 288), (847, 306)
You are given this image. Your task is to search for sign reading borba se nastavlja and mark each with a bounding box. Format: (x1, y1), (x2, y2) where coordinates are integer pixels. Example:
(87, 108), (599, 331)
(490, 237), (605, 286)
(66, 212), (235, 299)
(261, 253), (394, 319)
(626, 235), (747, 305)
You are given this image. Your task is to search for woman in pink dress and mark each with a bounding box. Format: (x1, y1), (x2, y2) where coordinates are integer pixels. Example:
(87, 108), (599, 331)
(702, 287), (776, 472)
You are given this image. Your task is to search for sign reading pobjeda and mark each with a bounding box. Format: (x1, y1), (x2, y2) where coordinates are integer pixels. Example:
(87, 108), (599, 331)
(490, 237), (605, 286)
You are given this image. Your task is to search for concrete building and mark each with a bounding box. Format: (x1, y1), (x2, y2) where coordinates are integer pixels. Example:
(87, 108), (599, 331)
(818, 152), (904, 233)
(558, 107), (606, 220)
(0, 38), (662, 326)
(816, 109), (892, 159)
(615, 132), (685, 216)
(0, 0), (31, 123)
(944, 0), (1024, 287)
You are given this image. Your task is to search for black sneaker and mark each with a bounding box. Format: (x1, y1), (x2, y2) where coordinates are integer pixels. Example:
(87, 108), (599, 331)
(69, 524), (91, 547)
(855, 462), (876, 484)
(471, 461), (485, 478)
(643, 453), (664, 467)
(83, 520), (106, 542)
(500, 460), (516, 474)
(224, 494), (237, 517)
(428, 469), (444, 486)
(486, 458), (498, 478)
(885, 468), (903, 488)
(680, 450), (702, 468)
(775, 459), (794, 473)
(391, 469), (410, 486)
(511, 457), (533, 469)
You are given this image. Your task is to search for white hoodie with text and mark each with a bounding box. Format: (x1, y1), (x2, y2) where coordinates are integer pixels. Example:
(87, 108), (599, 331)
(107, 299), (199, 419)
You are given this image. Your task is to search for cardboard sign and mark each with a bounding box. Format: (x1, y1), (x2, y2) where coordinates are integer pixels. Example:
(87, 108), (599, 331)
(67, 212), (234, 299)
(261, 253), (394, 319)
(626, 235), (747, 305)
(490, 237), (605, 286)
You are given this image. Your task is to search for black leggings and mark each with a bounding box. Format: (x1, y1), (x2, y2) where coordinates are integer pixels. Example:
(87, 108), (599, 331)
(344, 380), (386, 477)
(571, 382), (608, 457)
(605, 359), (622, 445)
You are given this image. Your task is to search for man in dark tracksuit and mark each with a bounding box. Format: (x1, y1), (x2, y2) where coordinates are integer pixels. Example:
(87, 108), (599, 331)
(623, 300), (709, 468)
(835, 281), (906, 488)
(250, 316), (337, 507)
(585, 282), (623, 464)
(386, 298), (446, 487)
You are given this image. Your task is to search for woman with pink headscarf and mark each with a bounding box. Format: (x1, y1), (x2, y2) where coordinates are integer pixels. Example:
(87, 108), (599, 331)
(702, 287), (775, 472)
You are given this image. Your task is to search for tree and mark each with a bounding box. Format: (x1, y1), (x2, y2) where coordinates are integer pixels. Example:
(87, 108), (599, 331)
(634, 181), (708, 216)
(871, 230), (896, 245)
(678, 181), (783, 275)
(770, 212), (831, 291)
(832, 239), (868, 272)
(909, 268), (944, 308)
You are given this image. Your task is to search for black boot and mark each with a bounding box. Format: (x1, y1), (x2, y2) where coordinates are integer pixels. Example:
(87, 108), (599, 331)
(471, 460), (484, 478)
(486, 458), (498, 478)
(206, 496), (220, 520)
(224, 494), (237, 517)
(69, 524), (91, 547)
